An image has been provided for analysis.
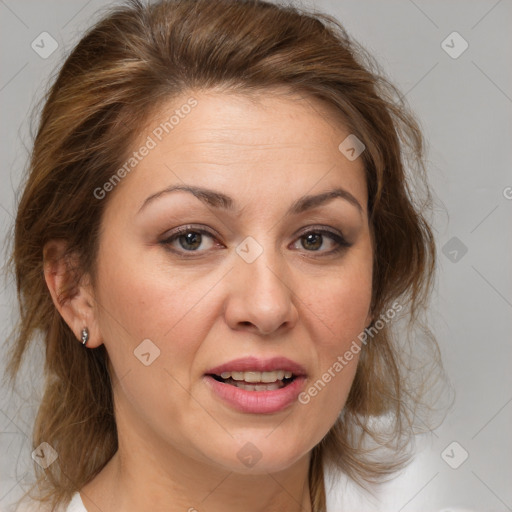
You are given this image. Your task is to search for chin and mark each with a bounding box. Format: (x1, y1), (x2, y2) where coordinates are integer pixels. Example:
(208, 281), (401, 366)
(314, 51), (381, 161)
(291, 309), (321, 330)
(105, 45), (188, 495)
(203, 434), (312, 475)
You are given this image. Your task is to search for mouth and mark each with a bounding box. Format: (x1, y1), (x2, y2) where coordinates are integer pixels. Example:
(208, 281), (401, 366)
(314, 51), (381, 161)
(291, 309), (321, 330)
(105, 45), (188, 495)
(204, 356), (307, 414)
(208, 370), (297, 391)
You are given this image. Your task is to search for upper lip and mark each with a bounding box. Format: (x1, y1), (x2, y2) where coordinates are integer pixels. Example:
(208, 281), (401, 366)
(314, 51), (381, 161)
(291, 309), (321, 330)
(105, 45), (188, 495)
(206, 356), (307, 376)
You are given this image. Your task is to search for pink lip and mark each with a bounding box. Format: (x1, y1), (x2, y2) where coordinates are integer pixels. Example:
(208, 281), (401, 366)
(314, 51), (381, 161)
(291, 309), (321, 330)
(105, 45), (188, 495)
(204, 356), (307, 414)
(204, 374), (307, 414)
(206, 356), (306, 376)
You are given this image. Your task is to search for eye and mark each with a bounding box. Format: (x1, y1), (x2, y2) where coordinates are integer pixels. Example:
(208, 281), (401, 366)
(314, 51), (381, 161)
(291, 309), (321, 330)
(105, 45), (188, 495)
(159, 224), (351, 257)
(159, 225), (220, 253)
(291, 227), (351, 255)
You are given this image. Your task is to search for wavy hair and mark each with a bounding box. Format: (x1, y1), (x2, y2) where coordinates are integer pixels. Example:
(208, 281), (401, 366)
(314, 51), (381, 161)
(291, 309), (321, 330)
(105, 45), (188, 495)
(5, 0), (446, 510)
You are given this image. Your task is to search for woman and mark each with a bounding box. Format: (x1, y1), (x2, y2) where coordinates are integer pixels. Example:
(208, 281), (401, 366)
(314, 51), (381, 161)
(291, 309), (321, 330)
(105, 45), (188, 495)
(6, 0), (443, 510)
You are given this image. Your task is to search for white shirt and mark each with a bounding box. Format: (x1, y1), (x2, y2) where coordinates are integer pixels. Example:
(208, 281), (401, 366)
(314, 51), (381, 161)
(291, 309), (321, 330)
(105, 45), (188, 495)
(65, 493), (87, 512)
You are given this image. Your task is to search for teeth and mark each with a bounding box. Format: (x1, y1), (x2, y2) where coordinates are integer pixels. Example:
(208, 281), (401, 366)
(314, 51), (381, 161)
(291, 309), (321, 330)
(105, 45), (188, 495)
(218, 370), (294, 383)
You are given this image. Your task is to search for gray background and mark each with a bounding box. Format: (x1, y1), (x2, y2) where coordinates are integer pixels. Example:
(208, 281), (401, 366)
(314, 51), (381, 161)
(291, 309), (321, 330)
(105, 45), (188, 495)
(1, 1), (511, 511)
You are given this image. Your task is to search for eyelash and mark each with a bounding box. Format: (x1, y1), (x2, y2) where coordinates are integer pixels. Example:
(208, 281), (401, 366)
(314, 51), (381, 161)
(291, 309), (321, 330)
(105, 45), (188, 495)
(159, 224), (352, 257)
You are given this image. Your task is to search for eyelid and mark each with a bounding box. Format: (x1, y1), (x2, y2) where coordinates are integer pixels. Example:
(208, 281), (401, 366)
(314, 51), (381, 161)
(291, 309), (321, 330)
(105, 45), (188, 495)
(293, 224), (348, 242)
(160, 224), (221, 242)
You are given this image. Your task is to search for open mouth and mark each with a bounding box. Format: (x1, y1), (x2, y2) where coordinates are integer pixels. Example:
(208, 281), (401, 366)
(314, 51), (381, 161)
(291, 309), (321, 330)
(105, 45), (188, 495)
(208, 370), (296, 391)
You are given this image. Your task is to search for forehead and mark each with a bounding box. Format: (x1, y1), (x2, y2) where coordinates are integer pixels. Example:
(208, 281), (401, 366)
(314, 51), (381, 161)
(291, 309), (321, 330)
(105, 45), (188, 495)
(108, 88), (368, 214)
(145, 88), (348, 151)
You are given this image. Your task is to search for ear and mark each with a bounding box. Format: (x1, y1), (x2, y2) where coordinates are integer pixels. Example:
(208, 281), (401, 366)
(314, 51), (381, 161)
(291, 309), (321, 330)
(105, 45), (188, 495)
(43, 240), (103, 348)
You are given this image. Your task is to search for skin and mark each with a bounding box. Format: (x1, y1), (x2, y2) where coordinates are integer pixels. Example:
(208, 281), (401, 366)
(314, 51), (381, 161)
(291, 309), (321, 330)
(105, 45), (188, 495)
(44, 88), (374, 512)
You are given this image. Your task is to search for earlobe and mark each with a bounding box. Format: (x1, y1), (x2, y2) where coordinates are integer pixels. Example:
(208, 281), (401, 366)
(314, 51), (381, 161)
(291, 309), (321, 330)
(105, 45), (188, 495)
(43, 240), (102, 348)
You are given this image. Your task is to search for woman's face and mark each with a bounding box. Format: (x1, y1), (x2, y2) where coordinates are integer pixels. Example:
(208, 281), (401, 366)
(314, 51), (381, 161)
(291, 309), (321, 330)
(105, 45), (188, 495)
(91, 89), (373, 474)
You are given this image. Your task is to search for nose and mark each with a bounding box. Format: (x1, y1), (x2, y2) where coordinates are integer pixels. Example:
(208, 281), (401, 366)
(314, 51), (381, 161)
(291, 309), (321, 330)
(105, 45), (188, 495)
(224, 248), (299, 336)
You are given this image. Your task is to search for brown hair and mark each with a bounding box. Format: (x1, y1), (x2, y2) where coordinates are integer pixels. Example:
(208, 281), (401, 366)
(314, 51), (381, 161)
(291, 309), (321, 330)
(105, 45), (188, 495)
(5, 0), (445, 510)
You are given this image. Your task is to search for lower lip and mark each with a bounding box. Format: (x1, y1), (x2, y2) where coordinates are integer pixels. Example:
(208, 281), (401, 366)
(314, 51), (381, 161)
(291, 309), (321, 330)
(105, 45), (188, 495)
(204, 375), (307, 414)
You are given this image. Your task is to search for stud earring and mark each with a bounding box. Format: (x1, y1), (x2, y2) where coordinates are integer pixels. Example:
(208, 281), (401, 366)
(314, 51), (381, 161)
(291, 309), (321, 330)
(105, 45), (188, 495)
(81, 327), (89, 346)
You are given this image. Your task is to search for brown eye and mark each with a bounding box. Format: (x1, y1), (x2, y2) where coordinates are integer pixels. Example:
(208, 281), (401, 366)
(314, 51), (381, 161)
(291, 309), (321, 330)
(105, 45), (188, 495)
(178, 231), (203, 250)
(160, 226), (218, 253)
(301, 232), (323, 251)
(292, 227), (351, 255)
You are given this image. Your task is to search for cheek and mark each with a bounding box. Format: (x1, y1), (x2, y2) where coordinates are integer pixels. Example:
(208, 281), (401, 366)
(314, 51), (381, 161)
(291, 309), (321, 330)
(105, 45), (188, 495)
(309, 259), (372, 349)
(300, 261), (372, 415)
(95, 239), (211, 344)
(94, 248), (213, 438)
(93, 240), (207, 395)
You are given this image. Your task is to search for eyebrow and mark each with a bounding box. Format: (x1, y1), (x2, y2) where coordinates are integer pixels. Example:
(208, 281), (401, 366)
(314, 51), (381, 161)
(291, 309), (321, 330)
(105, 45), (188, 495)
(138, 184), (363, 217)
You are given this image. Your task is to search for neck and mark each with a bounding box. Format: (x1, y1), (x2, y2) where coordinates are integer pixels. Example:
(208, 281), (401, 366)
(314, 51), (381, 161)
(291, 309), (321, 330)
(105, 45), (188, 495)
(80, 425), (313, 512)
